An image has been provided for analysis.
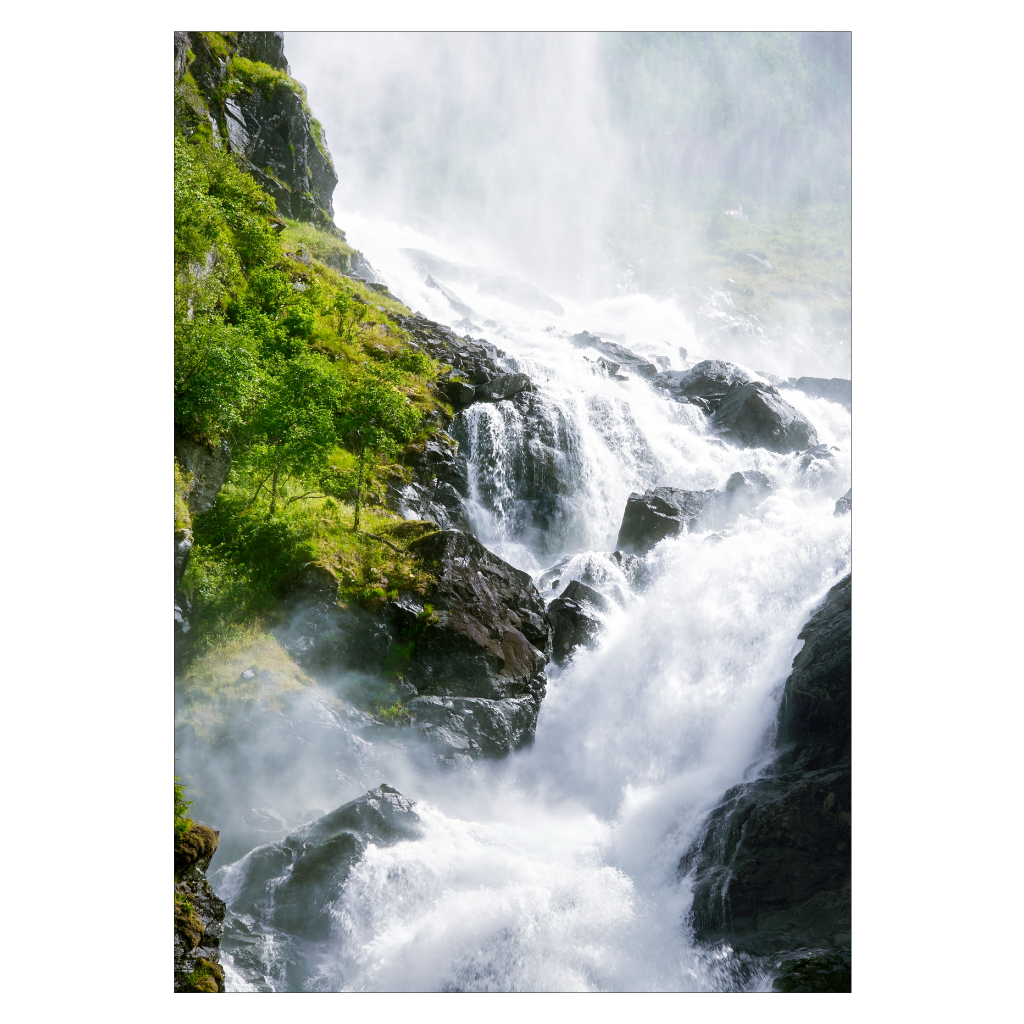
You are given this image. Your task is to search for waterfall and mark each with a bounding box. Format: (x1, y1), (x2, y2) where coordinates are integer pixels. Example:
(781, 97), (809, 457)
(211, 215), (851, 992)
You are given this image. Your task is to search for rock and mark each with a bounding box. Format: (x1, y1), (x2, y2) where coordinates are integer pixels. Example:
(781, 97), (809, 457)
(425, 274), (474, 318)
(407, 694), (543, 758)
(175, 823), (220, 879)
(615, 487), (717, 554)
(713, 382), (818, 452)
(174, 822), (226, 992)
(224, 786), (420, 952)
(772, 946), (851, 992)
(654, 359), (753, 401)
(548, 580), (609, 664)
(386, 432), (473, 532)
(281, 564), (339, 606)
(181, 32), (337, 227)
(834, 488), (852, 516)
(571, 331), (658, 379)
(174, 528), (193, 590)
(681, 575), (852, 957)
(394, 529), (552, 700)
(438, 379), (476, 408)
(174, 435), (232, 516)
(474, 372), (533, 403)
(787, 376), (852, 411)
(710, 471), (773, 528)
(798, 442), (838, 470)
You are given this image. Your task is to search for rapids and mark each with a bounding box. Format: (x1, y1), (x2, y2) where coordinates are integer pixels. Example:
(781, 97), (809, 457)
(211, 216), (852, 992)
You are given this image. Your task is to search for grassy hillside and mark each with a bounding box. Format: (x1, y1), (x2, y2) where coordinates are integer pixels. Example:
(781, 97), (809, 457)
(174, 36), (455, 665)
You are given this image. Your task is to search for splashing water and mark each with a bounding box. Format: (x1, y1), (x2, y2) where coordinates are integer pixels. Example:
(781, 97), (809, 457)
(212, 214), (851, 992)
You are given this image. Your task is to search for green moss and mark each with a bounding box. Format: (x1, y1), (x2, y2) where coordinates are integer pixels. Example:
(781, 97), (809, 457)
(183, 958), (224, 993)
(175, 461), (193, 532)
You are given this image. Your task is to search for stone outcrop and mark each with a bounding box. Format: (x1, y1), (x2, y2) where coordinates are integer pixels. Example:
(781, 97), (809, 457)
(615, 487), (717, 554)
(834, 487), (852, 516)
(176, 31), (338, 227)
(396, 530), (551, 699)
(386, 433), (473, 533)
(174, 823), (226, 992)
(788, 376), (851, 410)
(547, 580), (610, 665)
(222, 786), (420, 989)
(653, 360), (818, 453)
(570, 331), (658, 380)
(680, 575), (851, 988)
(174, 435), (232, 516)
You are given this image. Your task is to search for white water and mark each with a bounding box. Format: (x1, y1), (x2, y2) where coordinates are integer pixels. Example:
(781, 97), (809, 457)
(214, 214), (851, 992)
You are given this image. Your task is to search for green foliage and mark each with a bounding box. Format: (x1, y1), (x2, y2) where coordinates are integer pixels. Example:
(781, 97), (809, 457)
(377, 700), (410, 723)
(174, 46), (449, 665)
(175, 775), (193, 837)
(175, 462), (193, 531)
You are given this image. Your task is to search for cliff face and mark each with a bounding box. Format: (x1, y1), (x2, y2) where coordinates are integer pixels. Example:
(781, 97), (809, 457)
(174, 31), (338, 227)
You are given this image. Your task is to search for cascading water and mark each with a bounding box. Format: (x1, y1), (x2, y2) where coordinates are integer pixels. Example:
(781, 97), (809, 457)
(210, 214), (851, 992)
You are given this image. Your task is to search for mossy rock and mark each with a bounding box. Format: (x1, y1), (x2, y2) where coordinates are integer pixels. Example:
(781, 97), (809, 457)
(174, 893), (205, 950)
(174, 823), (219, 878)
(183, 958), (224, 993)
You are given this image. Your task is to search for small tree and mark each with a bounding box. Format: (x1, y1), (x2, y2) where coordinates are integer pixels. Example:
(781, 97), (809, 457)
(174, 774), (193, 838)
(337, 365), (421, 531)
(241, 354), (343, 516)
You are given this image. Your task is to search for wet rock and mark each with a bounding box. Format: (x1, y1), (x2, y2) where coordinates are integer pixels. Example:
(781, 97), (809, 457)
(174, 528), (193, 590)
(386, 432), (472, 532)
(408, 694), (542, 757)
(438, 378), (476, 408)
(713, 382), (818, 452)
(771, 946), (851, 992)
(571, 331), (658, 379)
(174, 822), (226, 992)
(393, 529), (552, 700)
(787, 376), (852, 411)
(548, 580), (610, 664)
(475, 372), (533, 403)
(834, 488), (852, 516)
(175, 435), (232, 516)
(798, 443), (839, 470)
(615, 487), (717, 555)
(710, 471), (773, 528)
(682, 575), (852, 956)
(225, 786), (420, 956)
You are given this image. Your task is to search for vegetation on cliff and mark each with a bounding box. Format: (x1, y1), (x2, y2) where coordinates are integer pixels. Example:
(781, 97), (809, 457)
(174, 33), (454, 667)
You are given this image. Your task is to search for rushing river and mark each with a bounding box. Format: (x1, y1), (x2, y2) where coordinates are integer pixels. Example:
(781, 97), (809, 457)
(207, 214), (851, 992)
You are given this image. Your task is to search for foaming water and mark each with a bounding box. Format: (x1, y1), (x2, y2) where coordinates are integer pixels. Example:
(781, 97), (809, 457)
(214, 214), (851, 991)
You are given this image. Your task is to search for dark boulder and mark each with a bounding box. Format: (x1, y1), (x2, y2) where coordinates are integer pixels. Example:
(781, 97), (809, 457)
(475, 372), (533, 403)
(787, 376), (852, 411)
(654, 359), (753, 401)
(771, 947), (851, 992)
(174, 823), (226, 992)
(834, 488), (852, 516)
(571, 331), (658, 379)
(681, 575), (852, 968)
(547, 580), (610, 665)
(395, 529), (551, 700)
(387, 432), (472, 533)
(407, 694), (542, 758)
(438, 378), (476, 408)
(615, 487), (717, 555)
(713, 382), (818, 452)
(222, 786), (420, 989)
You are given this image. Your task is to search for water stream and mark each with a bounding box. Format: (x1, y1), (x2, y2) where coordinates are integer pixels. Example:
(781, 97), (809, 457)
(210, 216), (851, 992)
